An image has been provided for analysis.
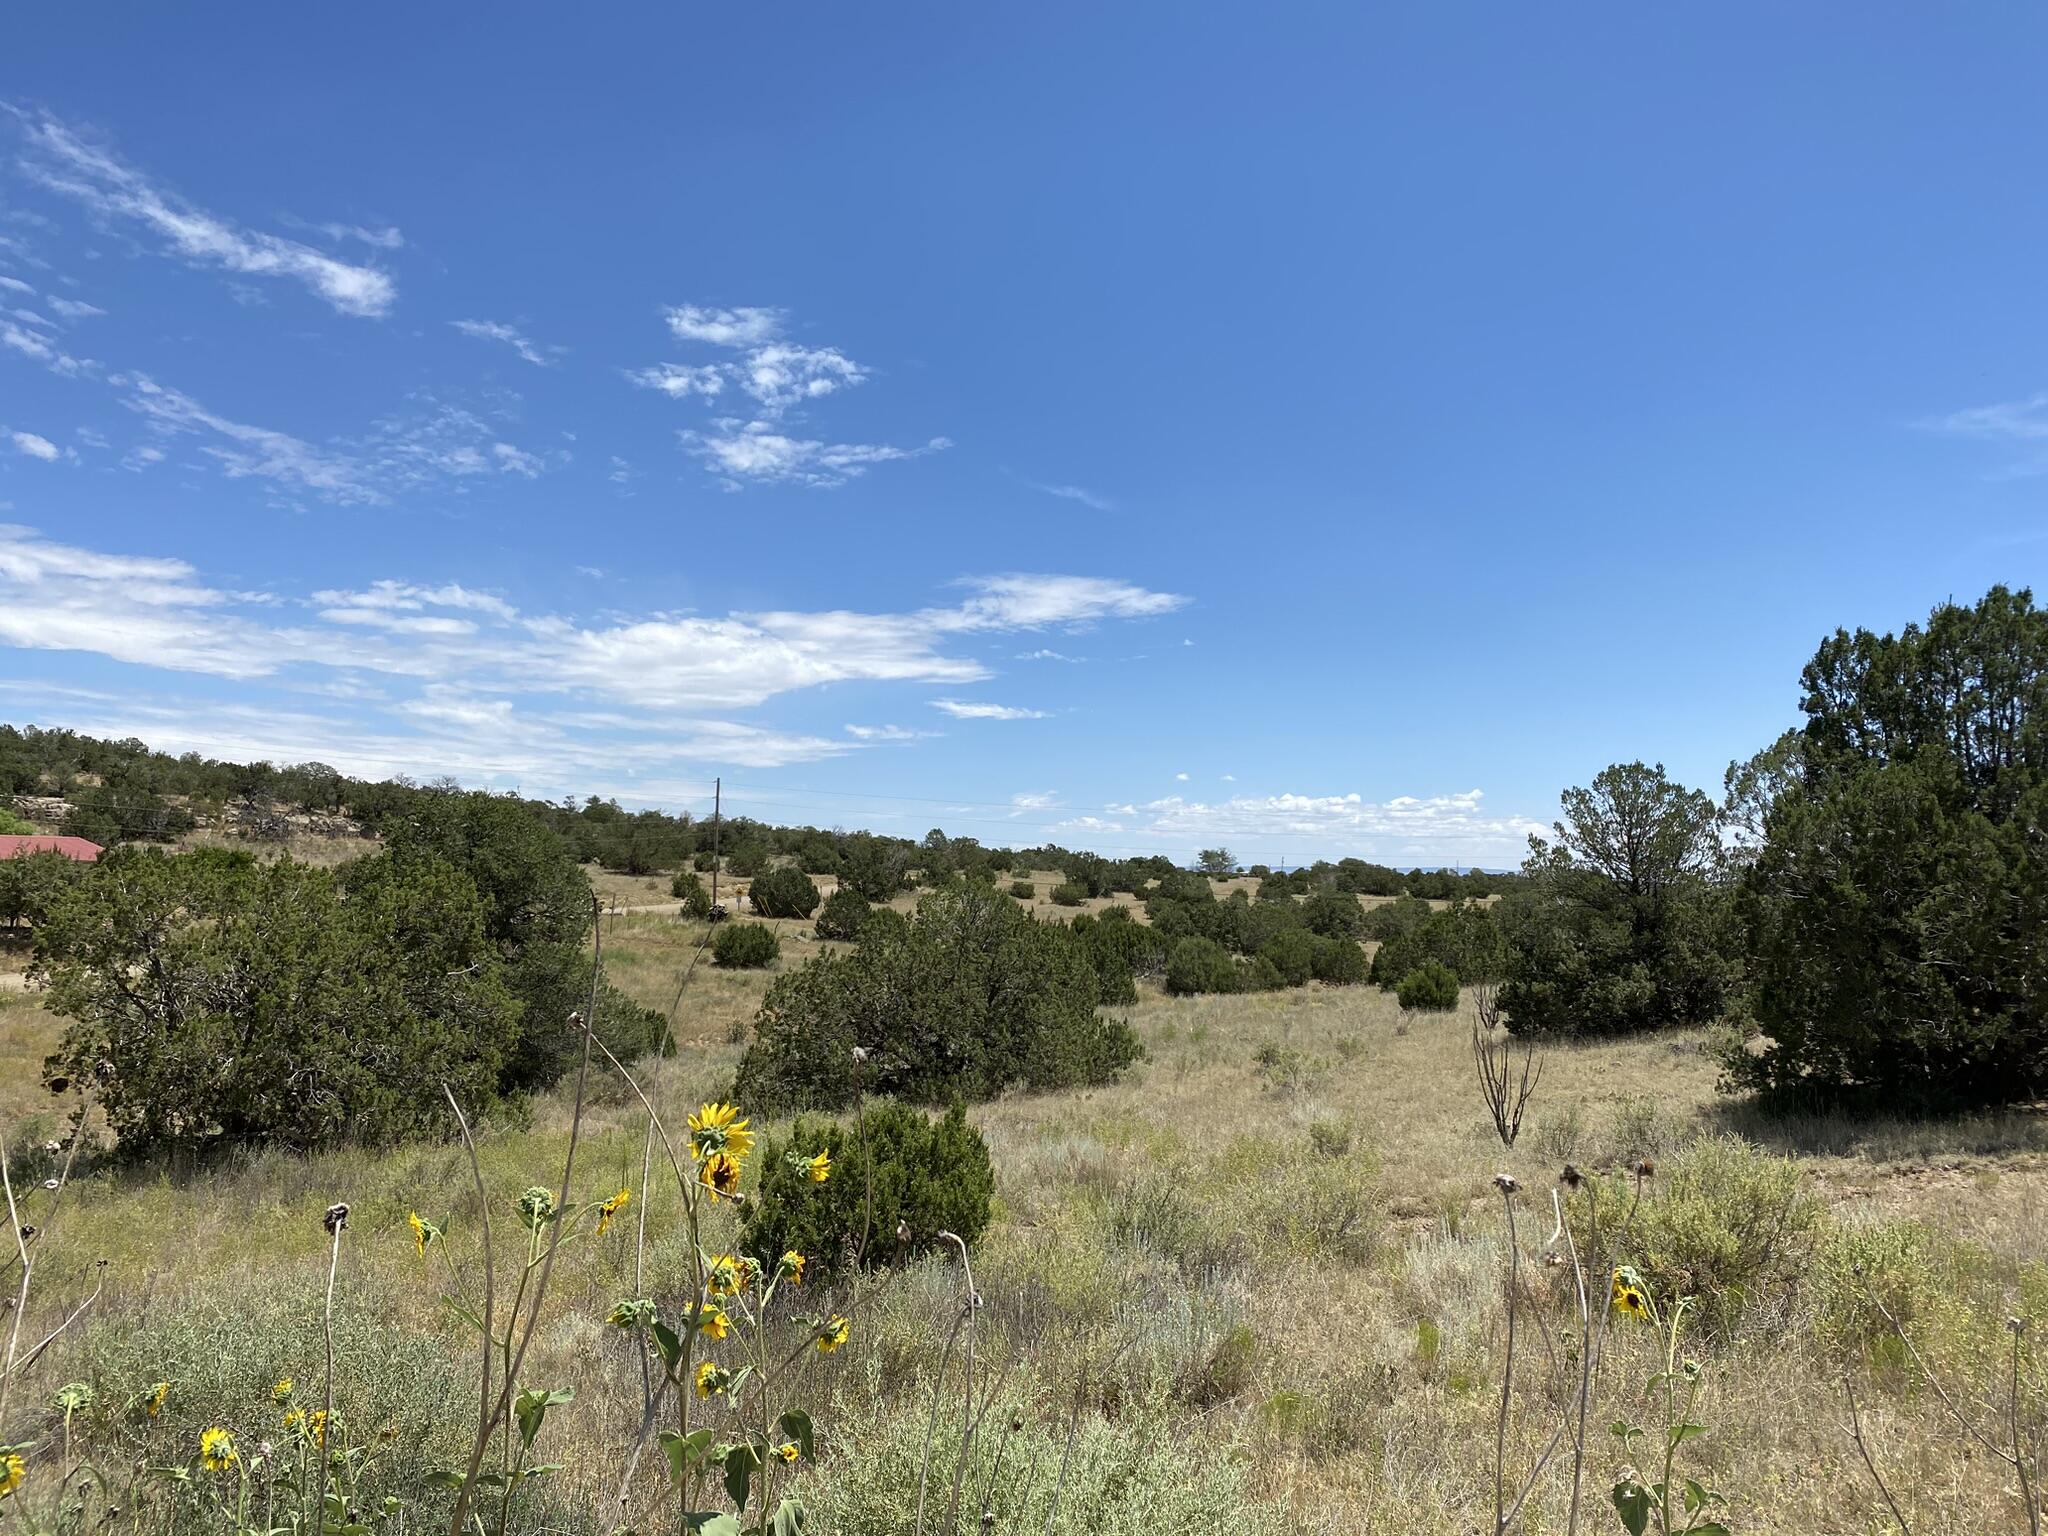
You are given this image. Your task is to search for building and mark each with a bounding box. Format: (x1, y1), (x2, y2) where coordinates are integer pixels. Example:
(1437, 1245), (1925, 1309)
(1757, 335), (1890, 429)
(0, 835), (103, 863)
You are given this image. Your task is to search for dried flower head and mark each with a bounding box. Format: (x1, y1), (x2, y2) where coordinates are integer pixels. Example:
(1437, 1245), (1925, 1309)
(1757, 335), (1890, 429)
(2010, 1315), (2030, 1336)
(323, 1202), (350, 1234)
(1634, 1157), (1657, 1179)
(1560, 1164), (1584, 1190)
(1492, 1173), (1519, 1195)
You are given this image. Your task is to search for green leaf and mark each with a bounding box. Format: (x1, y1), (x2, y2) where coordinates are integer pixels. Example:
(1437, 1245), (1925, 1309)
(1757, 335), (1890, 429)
(1682, 1479), (1709, 1514)
(682, 1516), (743, 1536)
(653, 1320), (684, 1376)
(770, 1494), (807, 1535)
(514, 1386), (574, 1449)
(721, 1443), (761, 1511)
(775, 1409), (814, 1462)
(1611, 1478), (1652, 1536)
(658, 1429), (719, 1486)
(1609, 1418), (1642, 1442)
(1414, 1318), (1441, 1364)
(521, 1464), (564, 1479)
(441, 1297), (486, 1334)
(1667, 1421), (1706, 1451)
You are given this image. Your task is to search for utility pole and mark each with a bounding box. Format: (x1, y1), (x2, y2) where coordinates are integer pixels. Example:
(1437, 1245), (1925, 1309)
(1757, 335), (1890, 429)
(710, 776), (722, 912)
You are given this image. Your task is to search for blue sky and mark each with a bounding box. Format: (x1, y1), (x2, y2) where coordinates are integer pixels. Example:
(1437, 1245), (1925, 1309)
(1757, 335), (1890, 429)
(3, 6), (2046, 867)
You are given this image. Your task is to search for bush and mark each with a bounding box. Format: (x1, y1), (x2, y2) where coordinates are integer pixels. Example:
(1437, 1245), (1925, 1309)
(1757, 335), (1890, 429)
(1604, 1134), (1825, 1335)
(1259, 927), (1316, 987)
(1396, 960), (1459, 1011)
(1370, 900), (1506, 989)
(812, 886), (870, 941)
(712, 921), (781, 969)
(1050, 881), (1088, 907)
(747, 865), (820, 920)
(1008, 879), (1036, 900)
(1360, 894), (1432, 943)
(671, 868), (712, 919)
(1166, 936), (1238, 995)
(740, 1100), (993, 1277)
(1309, 934), (1367, 985)
(1301, 889), (1365, 939)
(733, 883), (1138, 1112)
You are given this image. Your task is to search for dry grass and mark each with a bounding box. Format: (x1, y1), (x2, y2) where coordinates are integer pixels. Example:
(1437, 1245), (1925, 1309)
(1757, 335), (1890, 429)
(6, 940), (2048, 1532)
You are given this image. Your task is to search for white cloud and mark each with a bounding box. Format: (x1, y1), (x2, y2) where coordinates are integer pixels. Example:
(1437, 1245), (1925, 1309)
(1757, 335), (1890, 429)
(1175, 771), (1189, 781)
(451, 319), (556, 367)
(664, 304), (783, 347)
(1010, 791), (1059, 812)
(1017, 648), (1082, 662)
(1, 316), (96, 376)
(1032, 482), (1116, 512)
(940, 573), (1186, 630)
(19, 110), (396, 317)
(1054, 815), (1124, 834)
(7, 430), (59, 461)
(10, 307), (52, 328)
(316, 222), (403, 251)
(844, 723), (938, 741)
(0, 276), (31, 295)
(1129, 789), (1547, 864)
(1221, 773), (1236, 782)
(738, 344), (865, 411)
(931, 700), (1050, 720)
(629, 363), (725, 399)
(685, 421), (949, 488)
(123, 375), (382, 503)
(46, 296), (103, 320)
(122, 443), (164, 471)
(1925, 394), (2048, 442)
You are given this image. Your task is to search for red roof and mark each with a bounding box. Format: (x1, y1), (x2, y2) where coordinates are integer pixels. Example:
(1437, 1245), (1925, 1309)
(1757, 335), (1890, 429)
(0, 836), (102, 863)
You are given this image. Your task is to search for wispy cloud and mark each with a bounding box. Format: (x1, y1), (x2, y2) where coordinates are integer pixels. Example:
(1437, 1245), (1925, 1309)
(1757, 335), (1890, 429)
(45, 295), (103, 320)
(314, 222), (403, 251)
(0, 276), (30, 295)
(7, 430), (59, 461)
(16, 109), (397, 317)
(629, 363), (725, 399)
(1, 315), (96, 377)
(685, 421), (950, 489)
(664, 305), (783, 347)
(1032, 482), (1116, 512)
(844, 723), (939, 741)
(931, 700), (1050, 720)
(451, 318), (557, 367)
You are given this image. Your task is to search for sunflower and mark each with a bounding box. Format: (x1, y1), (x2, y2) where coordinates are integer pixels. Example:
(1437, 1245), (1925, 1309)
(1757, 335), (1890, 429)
(306, 1410), (329, 1448)
(706, 1254), (743, 1297)
(780, 1250), (806, 1286)
(271, 1377), (294, 1404)
(693, 1361), (725, 1400)
(408, 1211), (440, 1256)
(687, 1103), (756, 1164)
(689, 1301), (731, 1340)
(1610, 1267), (1651, 1321)
(816, 1314), (851, 1355)
(199, 1426), (238, 1473)
(0, 1452), (23, 1498)
(517, 1186), (557, 1232)
(699, 1154), (743, 1203)
(143, 1381), (170, 1419)
(805, 1150), (831, 1185)
(283, 1408), (306, 1433)
(596, 1188), (631, 1236)
(774, 1441), (800, 1464)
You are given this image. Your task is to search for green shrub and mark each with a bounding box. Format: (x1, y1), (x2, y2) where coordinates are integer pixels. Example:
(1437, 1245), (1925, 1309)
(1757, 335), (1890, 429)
(1371, 900), (1506, 988)
(1240, 954), (1286, 992)
(1361, 894), (1432, 943)
(1309, 934), (1367, 985)
(1009, 879), (1036, 900)
(712, 920), (781, 969)
(1396, 960), (1459, 1011)
(1606, 1134), (1825, 1335)
(740, 1100), (993, 1277)
(1166, 936), (1238, 995)
(671, 868), (712, 918)
(733, 883), (1137, 1112)
(725, 842), (770, 877)
(1301, 889), (1365, 939)
(1050, 881), (1088, 907)
(1259, 928), (1316, 987)
(747, 865), (820, 919)
(812, 886), (871, 941)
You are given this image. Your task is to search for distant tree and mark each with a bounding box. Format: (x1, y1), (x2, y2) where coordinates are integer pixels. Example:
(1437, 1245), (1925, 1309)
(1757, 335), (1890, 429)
(0, 850), (77, 931)
(1301, 888), (1365, 939)
(749, 866), (821, 920)
(672, 869), (713, 920)
(1497, 763), (1735, 1038)
(1259, 927), (1316, 987)
(0, 806), (35, 836)
(1370, 900), (1507, 989)
(1049, 881), (1088, 907)
(1397, 960), (1461, 1012)
(1197, 848), (1238, 878)
(713, 921), (781, 969)
(1165, 936), (1238, 996)
(812, 887), (871, 941)
(1731, 588), (2048, 1104)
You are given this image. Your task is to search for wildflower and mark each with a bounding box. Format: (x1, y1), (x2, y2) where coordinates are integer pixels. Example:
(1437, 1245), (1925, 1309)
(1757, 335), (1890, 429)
(606, 1297), (657, 1330)
(693, 1361), (725, 1399)
(805, 1150), (831, 1185)
(596, 1188), (631, 1236)
(735, 1255), (763, 1291)
(272, 1377), (294, 1404)
(779, 1250), (806, 1286)
(408, 1211), (439, 1256)
(686, 1102), (756, 1164)
(774, 1441), (800, 1464)
(199, 1426), (238, 1473)
(699, 1153), (742, 1202)
(816, 1314), (851, 1355)
(688, 1302), (730, 1340)
(517, 1186), (557, 1231)
(306, 1410), (329, 1448)
(144, 1381), (170, 1419)
(323, 1203), (350, 1235)
(53, 1382), (92, 1412)
(1492, 1173), (1519, 1195)
(1610, 1267), (1651, 1321)
(283, 1408), (306, 1433)
(2011, 1316), (2031, 1336)
(706, 1254), (742, 1297)
(0, 1451), (22, 1498)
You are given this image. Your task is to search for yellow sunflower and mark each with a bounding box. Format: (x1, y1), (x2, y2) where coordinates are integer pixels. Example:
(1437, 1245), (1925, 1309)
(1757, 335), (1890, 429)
(693, 1361), (724, 1400)
(687, 1102), (756, 1164)
(0, 1452), (23, 1498)
(774, 1441), (800, 1464)
(1610, 1267), (1651, 1321)
(805, 1150), (831, 1184)
(143, 1381), (170, 1419)
(699, 1153), (743, 1203)
(199, 1427), (238, 1473)
(408, 1211), (439, 1257)
(780, 1250), (806, 1286)
(816, 1314), (851, 1355)
(690, 1301), (731, 1340)
(706, 1254), (742, 1297)
(596, 1188), (631, 1236)
(271, 1377), (294, 1404)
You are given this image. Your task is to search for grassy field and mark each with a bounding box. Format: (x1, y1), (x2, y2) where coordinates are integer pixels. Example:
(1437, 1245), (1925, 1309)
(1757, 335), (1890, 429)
(6, 883), (2048, 1534)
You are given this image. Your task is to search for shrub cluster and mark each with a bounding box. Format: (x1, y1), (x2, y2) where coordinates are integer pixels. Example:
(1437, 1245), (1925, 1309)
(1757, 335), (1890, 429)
(712, 920), (781, 968)
(812, 886), (871, 941)
(732, 881), (1139, 1112)
(1395, 959), (1460, 1011)
(1369, 899), (1506, 990)
(747, 865), (821, 919)
(1144, 876), (1371, 996)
